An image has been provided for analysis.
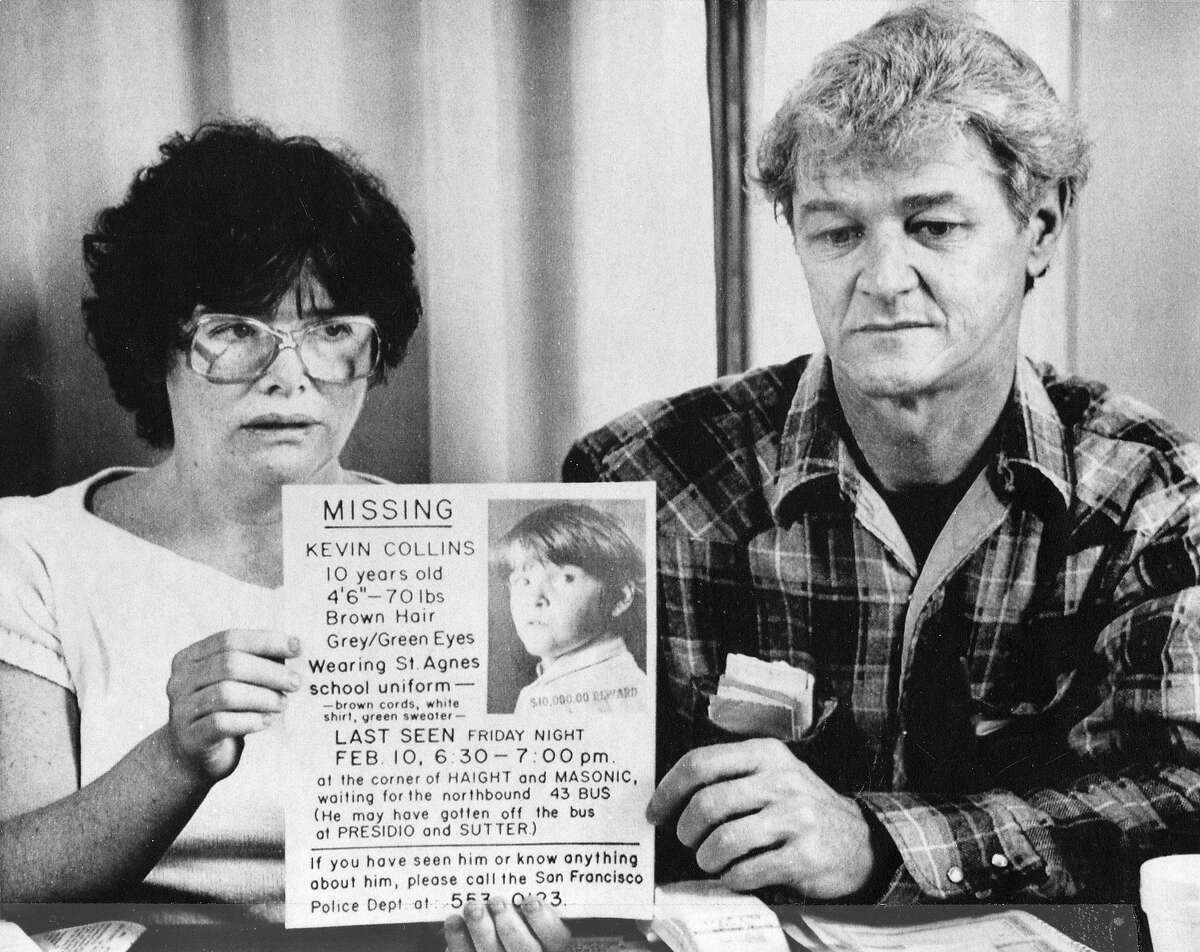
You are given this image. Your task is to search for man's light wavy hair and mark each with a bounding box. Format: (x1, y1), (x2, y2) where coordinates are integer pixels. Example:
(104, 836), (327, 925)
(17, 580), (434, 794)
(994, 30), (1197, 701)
(756, 3), (1091, 228)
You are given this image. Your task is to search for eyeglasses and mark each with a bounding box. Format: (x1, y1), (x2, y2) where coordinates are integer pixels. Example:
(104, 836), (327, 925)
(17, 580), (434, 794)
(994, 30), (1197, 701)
(185, 314), (381, 384)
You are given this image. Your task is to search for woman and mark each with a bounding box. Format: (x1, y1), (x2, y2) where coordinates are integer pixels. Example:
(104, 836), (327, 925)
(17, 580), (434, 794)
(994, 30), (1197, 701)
(0, 121), (567, 952)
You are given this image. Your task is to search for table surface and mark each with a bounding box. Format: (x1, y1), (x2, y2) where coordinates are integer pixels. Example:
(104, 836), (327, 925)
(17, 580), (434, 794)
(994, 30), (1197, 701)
(3, 902), (1149, 952)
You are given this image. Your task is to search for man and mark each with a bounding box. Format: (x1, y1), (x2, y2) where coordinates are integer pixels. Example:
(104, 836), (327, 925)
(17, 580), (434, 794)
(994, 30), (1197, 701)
(565, 5), (1200, 903)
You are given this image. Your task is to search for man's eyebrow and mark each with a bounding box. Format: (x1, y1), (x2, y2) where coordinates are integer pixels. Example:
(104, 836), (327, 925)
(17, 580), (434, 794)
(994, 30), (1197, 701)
(795, 190), (968, 221)
(901, 191), (961, 212)
(795, 198), (847, 218)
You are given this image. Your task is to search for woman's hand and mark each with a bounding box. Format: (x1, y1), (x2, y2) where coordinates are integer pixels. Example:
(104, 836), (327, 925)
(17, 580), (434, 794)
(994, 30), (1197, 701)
(444, 896), (571, 952)
(165, 628), (301, 781)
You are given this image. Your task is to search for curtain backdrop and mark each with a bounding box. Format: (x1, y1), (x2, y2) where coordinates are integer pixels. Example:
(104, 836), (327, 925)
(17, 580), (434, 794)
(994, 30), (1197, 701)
(0, 0), (717, 494)
(705, 0), (764, 377)
(1, 1), (1197, 497)
(0, 0), (432, 492)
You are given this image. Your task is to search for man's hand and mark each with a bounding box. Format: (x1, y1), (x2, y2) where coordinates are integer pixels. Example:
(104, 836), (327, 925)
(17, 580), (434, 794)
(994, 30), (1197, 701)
(646, 739), (896, 899)
(444, 896), (570, 952)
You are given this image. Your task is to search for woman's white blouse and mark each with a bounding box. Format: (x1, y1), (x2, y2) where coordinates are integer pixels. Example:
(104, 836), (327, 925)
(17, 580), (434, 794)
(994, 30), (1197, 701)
(0, 468), (295, 920)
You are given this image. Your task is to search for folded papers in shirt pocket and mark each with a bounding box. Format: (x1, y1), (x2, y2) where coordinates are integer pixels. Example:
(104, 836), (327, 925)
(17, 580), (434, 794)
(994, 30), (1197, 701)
(707, 654), (813, 742)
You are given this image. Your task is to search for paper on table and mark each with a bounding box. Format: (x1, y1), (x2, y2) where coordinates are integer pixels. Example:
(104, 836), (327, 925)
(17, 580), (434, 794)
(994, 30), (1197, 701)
(30, 922), (145, 952)
(782, 909), (1097, 952)
(642, 881), (789, 952)
(0, 923), (41, 952)
(1, 922), (145, 952)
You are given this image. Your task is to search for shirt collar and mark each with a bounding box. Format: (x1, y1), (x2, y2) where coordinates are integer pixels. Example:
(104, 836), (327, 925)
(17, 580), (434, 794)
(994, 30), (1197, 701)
(769, 354), (1073, 522)
(993, 358), (1074, 514)
(534, 636), (627, 682)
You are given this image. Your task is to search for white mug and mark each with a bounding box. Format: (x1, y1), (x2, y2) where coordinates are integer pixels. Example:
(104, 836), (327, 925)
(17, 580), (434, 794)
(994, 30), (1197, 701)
(1140, 854), (1200, 952)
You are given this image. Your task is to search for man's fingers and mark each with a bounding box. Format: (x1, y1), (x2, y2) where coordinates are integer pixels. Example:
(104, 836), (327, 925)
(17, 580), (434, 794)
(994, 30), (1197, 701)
(647, 739), (789, 824)
(694, 810), (781, 874)
(675, 774), (769, 848)
(647, 743), (752, 823)
(719, 845), (791, 893)
(520, 897), (571, 952)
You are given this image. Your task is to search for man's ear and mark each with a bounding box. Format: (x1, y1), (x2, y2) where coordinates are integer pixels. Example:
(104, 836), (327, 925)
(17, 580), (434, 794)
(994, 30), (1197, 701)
(1025, 181), (1069, 283)
(608, 582), (636, 620)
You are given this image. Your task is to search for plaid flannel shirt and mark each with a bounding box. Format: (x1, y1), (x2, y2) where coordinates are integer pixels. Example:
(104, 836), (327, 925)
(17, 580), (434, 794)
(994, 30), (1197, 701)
(563, 354), (1200, 903)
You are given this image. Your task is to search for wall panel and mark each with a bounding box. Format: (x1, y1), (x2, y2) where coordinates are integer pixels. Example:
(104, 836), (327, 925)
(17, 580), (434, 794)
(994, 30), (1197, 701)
(1074, 1), (1200, 432)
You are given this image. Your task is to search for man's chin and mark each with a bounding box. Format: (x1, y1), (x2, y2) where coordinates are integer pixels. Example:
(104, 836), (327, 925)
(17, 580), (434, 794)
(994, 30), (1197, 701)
(831, 336), (949, 396)
(838, 361), (944, 402)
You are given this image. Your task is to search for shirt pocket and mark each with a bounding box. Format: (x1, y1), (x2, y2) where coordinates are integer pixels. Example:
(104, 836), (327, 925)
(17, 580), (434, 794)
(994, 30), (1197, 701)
(659, 533), (869, 784)
(670, 669), (866, 790)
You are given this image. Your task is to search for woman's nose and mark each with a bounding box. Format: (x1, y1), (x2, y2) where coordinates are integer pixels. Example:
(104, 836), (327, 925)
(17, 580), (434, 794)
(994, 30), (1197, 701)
(257, 339), (309, 392)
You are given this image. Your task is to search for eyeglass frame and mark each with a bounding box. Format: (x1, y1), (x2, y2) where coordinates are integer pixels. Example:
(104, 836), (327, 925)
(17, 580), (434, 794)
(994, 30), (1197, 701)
(182, 313), (383, 385)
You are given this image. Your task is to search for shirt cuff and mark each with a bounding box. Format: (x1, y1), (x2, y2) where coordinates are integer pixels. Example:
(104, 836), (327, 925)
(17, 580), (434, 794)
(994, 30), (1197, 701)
(857, 790), (1066, 901)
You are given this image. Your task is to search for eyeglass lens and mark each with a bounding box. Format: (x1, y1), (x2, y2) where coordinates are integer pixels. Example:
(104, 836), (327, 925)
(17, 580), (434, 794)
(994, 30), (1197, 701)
(189, 317), (380, 383)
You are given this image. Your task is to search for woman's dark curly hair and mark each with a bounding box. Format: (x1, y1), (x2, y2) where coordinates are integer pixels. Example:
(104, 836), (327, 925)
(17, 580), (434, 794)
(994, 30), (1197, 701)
(83, 119), (421, 448)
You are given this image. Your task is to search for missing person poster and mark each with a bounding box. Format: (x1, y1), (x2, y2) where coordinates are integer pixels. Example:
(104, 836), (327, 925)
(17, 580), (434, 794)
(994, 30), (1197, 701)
(282, 482), (656, 928)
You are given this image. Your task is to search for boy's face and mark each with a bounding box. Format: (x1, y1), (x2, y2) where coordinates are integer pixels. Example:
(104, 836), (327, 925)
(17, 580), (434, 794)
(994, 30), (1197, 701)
(507, 557), (610, 663)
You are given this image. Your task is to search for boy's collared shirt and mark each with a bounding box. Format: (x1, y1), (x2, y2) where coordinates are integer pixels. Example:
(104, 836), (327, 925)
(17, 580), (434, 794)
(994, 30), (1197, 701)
(564, 353), (1200, 902)
(514, 636), (648, 716)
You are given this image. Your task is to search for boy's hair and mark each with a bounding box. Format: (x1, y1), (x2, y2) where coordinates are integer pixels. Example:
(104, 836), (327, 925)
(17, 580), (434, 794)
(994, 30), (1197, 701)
(495, 503), (645, 617)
